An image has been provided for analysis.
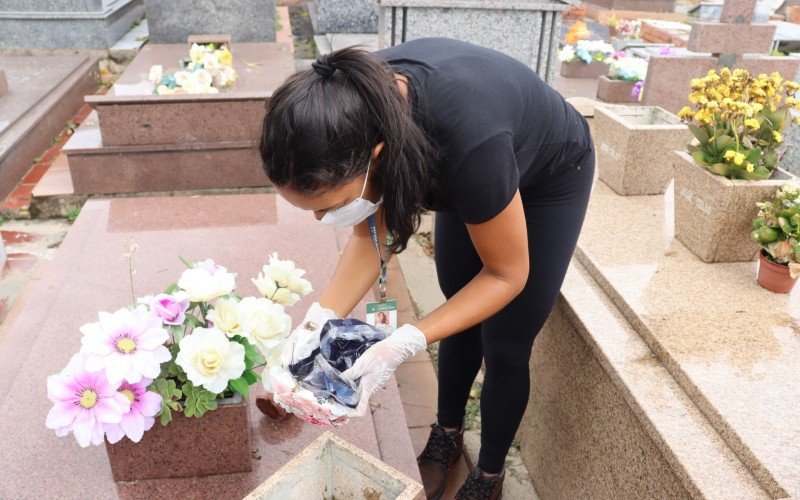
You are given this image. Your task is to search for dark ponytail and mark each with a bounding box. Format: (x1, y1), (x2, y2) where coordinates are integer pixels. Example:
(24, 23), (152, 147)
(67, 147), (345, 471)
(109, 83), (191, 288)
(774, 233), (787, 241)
(258, 46), (437, 254)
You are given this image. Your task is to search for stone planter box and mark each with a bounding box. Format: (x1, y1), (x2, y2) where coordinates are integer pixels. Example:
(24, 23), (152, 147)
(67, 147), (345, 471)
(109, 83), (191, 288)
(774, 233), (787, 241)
(595, 105), (689, 195)
(597, 76), (638, 103)
(673, 151), (797, 263)
(559, 60), (609, 79)
(105, 395), (252, 481)
(245, 432), (422, 499)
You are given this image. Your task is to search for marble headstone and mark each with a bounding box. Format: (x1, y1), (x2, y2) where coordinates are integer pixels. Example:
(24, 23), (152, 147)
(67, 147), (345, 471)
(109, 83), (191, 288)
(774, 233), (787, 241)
(145, 0), (276, 43)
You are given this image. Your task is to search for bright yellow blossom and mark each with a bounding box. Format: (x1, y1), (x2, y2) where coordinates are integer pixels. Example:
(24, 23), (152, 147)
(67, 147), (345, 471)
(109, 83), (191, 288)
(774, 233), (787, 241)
(774, 131), (783, 143)
(745, 118), (760, 129)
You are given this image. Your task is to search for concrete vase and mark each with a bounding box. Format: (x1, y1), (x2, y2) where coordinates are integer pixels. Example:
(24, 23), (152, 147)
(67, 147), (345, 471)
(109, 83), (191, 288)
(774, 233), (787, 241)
(595, 105), (690, 195)
(245, 432), (422, 499)
(673, 151), (797, 263)
(559, 60), (609, 79)
(597, 76), (638, 103)
(105, 395), (252, 481)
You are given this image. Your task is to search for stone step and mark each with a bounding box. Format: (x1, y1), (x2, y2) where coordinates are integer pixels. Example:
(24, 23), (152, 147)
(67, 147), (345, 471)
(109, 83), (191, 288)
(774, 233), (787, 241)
(520, 258), (770, 498)
(109, 18), (149, 60)
(0, 192), (421, 497)
(64, 110), (270, 195)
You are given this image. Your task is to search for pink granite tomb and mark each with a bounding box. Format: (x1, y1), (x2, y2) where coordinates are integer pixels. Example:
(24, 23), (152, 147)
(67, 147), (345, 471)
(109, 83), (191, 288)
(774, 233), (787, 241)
(65, 39), (295, 195)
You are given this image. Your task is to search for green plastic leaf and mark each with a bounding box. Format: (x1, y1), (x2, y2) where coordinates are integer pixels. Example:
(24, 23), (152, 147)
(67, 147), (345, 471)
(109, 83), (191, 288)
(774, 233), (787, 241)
(164, 282), (179, 294)
(151, 377), (184, 426)
(178, 256), (193, 269)
(243, 370), (260, 385)
(688, 123), (709, 144)
(182, 381), (218, 418)
(228, 376), (250, 397)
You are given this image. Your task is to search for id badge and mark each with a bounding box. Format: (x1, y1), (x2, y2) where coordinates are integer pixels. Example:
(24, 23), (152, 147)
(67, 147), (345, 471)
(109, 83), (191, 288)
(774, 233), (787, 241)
(366, 299), (398, 334)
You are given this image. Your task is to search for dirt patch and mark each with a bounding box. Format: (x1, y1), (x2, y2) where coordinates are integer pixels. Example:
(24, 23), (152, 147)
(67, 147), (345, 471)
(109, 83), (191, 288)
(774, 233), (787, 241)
(289, 4), (318, 60)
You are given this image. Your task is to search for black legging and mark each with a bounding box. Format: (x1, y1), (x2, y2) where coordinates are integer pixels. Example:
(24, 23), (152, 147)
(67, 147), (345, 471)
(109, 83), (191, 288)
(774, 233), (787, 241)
(434, 148), (595, 474)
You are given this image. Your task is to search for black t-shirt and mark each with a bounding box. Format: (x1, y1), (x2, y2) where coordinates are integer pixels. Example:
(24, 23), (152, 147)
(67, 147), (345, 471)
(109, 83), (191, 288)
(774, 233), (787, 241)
(375, 38), (592, 224)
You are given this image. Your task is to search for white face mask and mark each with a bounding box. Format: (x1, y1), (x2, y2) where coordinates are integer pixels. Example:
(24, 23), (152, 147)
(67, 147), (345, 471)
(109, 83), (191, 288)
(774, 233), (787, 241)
(319, 160), (382, 227)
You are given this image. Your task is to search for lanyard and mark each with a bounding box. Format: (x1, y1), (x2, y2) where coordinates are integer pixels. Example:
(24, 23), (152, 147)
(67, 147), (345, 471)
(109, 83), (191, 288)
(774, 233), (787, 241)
(366, 214), (388, 303)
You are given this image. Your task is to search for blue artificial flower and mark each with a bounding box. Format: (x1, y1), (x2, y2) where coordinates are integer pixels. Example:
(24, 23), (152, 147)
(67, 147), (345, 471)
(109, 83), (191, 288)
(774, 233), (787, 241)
(576, 47), (592, 64)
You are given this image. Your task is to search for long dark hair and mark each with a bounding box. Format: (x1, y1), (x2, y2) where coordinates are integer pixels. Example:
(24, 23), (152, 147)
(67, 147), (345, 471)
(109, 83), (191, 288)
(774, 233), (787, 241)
(258, 46), (437, 253)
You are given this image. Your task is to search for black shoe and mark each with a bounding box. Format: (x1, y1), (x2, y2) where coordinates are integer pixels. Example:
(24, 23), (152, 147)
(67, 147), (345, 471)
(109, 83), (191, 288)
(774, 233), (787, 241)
(456, 465), (505, 500)
(417, 423), (464, 500)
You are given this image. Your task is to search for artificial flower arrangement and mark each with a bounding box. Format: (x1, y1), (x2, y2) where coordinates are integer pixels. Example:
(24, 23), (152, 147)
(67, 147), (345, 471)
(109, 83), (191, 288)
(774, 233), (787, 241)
(678, 68), (800, 180)
(558, 39), (615, 65)
(45, 253), (311, 447)
(605, 52), (648, 83)
(148, 42), (238, 96)
(607, 15), (641, 39)
(565, 21), (591, 44)
(751, 181), (800, 291)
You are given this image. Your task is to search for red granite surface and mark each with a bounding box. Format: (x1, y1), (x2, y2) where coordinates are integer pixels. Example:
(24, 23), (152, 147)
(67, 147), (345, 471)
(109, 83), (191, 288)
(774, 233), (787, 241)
(0, 193), (421, 498)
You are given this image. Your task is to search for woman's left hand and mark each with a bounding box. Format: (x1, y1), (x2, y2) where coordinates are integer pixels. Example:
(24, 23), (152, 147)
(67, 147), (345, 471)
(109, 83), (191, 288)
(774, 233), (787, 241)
(341, 324), (427, 416)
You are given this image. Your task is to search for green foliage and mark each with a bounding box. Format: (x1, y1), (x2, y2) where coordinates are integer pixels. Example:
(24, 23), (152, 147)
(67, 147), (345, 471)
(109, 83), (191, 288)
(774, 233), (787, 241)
(66, 207), (81, 223)
(752, 181), (800, 269)
(182, 381), (218, 418)
(226, 336), (264, 398)
(151, 377), (183, 426)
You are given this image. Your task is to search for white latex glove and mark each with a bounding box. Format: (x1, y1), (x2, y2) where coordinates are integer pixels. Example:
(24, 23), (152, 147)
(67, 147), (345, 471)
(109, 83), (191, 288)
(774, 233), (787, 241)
(341, 324), (427, 417)
(279, 302), (337, 367)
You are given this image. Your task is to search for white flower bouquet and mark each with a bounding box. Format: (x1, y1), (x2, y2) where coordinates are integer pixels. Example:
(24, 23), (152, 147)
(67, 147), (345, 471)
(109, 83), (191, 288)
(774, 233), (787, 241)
(605, 54), (648, 82)
(45, 253), (311, 447)
(148, 42), (238, 96)
(558, 39), (615, 64)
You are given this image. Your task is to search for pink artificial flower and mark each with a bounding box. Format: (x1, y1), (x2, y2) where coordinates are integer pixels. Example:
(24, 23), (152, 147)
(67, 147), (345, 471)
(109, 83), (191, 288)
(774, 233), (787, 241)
(104, 378), (163, 443)
(195, 258), (225, 275)
(149, 293), (190, 325)
(612, 50), (627, 60)
(300, 414), (333, 427)
(658, 45), (674, 55)
(45, 354), (130, 447)
(80, 306), (171, 385)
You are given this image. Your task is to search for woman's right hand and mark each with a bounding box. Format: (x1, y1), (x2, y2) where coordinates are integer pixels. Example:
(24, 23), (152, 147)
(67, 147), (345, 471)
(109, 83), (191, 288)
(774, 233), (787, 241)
(279, 302), (338, 366)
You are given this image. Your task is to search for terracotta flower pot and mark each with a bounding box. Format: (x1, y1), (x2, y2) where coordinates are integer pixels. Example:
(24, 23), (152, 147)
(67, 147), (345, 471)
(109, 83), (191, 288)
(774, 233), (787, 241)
(757, 250), (799, 293)
(673, 151), (798, 263)
(105, 395), (252, 481)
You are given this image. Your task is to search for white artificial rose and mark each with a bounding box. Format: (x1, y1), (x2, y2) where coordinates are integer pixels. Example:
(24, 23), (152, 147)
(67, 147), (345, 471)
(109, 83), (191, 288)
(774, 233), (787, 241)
(236, 297), (291, 357)
(194, 69), (213, 88)
(189, 43), (206, 64)
(252, 275), (298, 306)
(177, 265), (236, 303)
(148, 65), (163, 84)
(206, 297), (241, 336)
(558, 45), (576, 63)
(201, 53), (220, 73)
(174, 70), (193, 87)
(176, 327), (245, 394)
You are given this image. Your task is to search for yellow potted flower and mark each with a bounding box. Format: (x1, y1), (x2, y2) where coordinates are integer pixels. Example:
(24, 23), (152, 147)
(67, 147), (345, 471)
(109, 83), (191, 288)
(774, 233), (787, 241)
(673, 68), (800, 263)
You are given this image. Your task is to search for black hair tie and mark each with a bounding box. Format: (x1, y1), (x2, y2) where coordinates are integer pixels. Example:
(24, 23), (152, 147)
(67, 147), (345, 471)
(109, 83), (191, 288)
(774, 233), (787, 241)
(312, 55), (337, 78)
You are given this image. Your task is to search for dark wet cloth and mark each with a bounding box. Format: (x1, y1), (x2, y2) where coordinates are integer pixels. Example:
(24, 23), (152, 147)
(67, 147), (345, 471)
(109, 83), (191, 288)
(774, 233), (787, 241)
(288, 319), (386, 408)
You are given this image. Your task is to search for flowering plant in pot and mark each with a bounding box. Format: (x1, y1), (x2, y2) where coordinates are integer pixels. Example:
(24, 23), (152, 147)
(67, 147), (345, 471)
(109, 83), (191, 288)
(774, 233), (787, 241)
(558, 40), (614, 78)
(597, 53), (647, 103)
(751, 181), (800, 292)
(672, 68), (800, 263)
(45, 251), (312, 480)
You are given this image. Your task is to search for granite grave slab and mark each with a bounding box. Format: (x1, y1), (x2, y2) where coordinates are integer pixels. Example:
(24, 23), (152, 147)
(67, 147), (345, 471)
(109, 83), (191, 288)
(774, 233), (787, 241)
(0, 193), (421, 498)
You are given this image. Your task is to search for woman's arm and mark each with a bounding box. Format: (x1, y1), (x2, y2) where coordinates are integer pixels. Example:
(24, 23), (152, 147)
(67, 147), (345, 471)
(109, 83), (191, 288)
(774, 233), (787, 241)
(415, 191), (529, 343)
(317, 209), (389, 318)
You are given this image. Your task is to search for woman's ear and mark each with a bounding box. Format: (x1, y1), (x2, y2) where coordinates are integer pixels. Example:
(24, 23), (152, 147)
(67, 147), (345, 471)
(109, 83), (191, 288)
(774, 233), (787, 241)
(372, 142), (385, 164)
